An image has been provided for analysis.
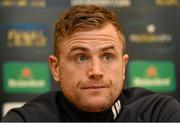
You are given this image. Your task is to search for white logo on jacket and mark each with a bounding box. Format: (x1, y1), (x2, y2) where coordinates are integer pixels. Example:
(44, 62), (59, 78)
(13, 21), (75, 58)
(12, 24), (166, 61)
(111, 100), (121, 119)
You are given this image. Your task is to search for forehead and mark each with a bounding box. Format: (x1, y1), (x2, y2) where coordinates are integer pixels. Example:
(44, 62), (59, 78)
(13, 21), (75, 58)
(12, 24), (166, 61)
(58, 24), (123, 53)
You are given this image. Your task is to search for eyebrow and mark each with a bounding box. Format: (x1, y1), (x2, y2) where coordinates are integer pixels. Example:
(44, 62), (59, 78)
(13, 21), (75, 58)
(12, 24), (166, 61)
(101, 45), (115, 51)
(70, 46), (88, 53)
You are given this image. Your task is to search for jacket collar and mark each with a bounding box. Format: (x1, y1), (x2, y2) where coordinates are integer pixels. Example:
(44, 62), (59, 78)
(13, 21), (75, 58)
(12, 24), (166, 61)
(59, 93), (122, 122)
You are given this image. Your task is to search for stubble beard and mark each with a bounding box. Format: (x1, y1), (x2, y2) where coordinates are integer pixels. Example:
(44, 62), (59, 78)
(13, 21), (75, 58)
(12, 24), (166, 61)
(66, 80), (121, 113)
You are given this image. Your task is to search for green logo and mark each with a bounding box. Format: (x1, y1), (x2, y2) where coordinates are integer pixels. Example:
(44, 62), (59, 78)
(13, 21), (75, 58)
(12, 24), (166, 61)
(128, 60), (176, 92)
(3, 62), (50, 93)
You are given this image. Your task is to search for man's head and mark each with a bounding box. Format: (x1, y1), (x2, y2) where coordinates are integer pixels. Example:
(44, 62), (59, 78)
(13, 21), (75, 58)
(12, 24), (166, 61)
(49, 4), (129, 113)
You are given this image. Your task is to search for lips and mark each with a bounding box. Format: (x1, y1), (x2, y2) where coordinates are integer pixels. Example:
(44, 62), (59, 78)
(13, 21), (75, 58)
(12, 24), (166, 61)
(80, 84), (108, 89)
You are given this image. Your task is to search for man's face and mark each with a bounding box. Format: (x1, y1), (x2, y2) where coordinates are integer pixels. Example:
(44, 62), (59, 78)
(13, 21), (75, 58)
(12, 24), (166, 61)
(49, 23), (129, 112)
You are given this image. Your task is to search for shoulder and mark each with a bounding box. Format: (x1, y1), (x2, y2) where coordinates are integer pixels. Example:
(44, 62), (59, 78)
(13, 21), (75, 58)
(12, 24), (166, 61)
(120, 87), (180, 121)
(1, 91), (62, 122)
(28, 90), (61, 104)
(122, 87), (174, 104)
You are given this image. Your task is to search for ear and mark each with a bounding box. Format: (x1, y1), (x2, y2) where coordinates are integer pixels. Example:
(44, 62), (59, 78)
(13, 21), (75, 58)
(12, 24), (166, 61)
(122, 54), (129, 80)
(48, 55), (60, 82)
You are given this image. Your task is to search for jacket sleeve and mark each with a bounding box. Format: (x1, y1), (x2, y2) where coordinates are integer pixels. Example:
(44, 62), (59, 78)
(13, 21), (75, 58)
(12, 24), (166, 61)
(1, 110), (25, 122)
(164, 99), (180, 121)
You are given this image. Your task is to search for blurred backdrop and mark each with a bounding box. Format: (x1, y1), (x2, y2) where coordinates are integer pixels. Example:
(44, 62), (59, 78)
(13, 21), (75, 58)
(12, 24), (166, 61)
(0, 0), (180, 119)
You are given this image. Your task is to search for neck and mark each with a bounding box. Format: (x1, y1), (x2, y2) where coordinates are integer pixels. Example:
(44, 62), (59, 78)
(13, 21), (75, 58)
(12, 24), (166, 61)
(59, 93), (122, 122)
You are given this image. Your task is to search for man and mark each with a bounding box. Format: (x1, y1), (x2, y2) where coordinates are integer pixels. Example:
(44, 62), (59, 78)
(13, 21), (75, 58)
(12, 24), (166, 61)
(2, 5), (180, 122)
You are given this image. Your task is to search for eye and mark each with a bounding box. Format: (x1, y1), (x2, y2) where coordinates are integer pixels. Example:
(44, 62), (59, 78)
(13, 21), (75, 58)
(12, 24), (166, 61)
(75, 54), (88, 63)
(102, 53), (113, 62)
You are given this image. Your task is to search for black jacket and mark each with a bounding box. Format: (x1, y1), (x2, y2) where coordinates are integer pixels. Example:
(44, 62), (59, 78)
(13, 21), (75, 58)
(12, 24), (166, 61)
(2, 87), (180, 122)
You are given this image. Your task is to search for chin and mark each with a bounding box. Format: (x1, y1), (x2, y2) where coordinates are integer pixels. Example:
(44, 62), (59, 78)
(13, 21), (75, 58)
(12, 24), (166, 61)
(79, 98), (112, 112)
(83, 104), (110, 112)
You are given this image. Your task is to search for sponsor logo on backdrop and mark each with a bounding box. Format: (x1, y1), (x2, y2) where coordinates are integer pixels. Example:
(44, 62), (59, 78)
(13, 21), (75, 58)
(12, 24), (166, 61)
(1, 24), (48, 47)
(2, 102), (25, 117)
(128, 60), (176, 92)
(71, 0), (131, 7)
(155, 0), (180, 6)
(129, 23), (173, 43)
(0, 0), (46, 8)
(3, 62), (50, 93)
(126, 21), (175, 52)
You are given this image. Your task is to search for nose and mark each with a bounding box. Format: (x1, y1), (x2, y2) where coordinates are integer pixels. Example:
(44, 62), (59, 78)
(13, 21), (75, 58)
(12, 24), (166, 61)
(88, 58), (103, 80)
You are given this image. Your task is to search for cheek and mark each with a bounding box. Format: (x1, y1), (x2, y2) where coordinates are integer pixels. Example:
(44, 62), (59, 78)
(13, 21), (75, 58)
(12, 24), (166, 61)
(106, 62), (123, 77)
(59, 63), (87, 101)
(106, 63), (124, 89)
(59, 62), (85, 87)
(59, 66), (77, 97)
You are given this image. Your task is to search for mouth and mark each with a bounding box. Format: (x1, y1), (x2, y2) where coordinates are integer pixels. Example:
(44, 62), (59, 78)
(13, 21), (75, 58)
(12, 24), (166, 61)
(81, 85), (107, 89)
